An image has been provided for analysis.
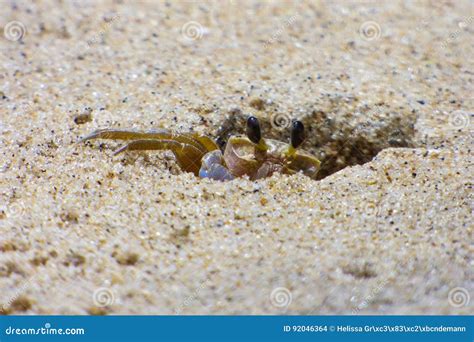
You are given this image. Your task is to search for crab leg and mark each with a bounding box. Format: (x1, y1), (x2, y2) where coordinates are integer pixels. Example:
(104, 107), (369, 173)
(79, 128), (171, 142)
(79, 129), (219, 155)
(113, 139), (205, 175)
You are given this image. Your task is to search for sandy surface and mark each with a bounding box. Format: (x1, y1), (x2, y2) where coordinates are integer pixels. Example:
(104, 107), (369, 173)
(0, 1), (473, 314)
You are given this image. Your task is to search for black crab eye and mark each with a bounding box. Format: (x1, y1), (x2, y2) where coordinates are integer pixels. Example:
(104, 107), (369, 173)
(290, 120), (305, 149)
(246, 116), (261, 144)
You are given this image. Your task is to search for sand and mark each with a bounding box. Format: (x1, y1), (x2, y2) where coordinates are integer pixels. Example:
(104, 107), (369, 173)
(0, 0), (472, 315)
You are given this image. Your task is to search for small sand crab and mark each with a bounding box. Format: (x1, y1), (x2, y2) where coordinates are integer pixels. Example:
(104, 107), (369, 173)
(80, 116), (320, 181)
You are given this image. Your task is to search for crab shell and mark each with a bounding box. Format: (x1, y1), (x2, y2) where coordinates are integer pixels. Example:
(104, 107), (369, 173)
(222, 136), (321, 180)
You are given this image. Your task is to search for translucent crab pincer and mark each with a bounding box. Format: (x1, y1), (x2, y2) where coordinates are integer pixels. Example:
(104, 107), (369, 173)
(80, 116), (320, 181)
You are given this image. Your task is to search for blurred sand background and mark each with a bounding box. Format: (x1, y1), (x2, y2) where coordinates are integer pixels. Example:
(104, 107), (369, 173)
(0, 0), (472, 314)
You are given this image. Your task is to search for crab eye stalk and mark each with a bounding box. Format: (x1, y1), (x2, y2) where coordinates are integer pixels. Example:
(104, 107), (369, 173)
(283, 120), (305, 158)
(246, 116), (261, 144)
(246, 116), (268, 152)
(291, 120), (305, 149)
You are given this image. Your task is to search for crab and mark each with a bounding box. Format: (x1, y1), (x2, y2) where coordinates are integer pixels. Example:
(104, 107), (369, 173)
(80, 116), (320, 181)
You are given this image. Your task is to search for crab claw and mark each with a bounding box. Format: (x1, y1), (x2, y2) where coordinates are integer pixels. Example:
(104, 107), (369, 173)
(199, 150), (234, 181)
